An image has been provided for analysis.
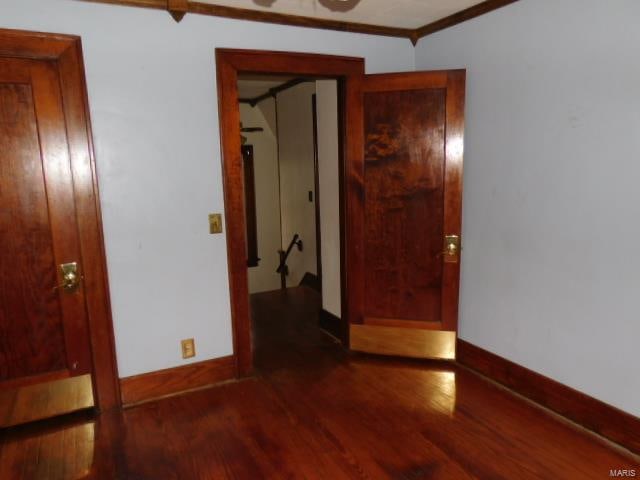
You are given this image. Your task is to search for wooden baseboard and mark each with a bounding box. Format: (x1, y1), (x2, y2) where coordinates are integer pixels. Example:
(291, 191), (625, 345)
(457, 339), (640, 455)
(120, 356), (237, 406)
(319, 308), (341, 340)
(299, 272), (321, 292)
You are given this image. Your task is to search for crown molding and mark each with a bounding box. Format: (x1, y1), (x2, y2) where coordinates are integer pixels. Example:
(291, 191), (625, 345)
(167, 0), (188, 22)
(414, 0), (520, 42)
(80, 0), (415, 41)
(79, 0), (519, 44)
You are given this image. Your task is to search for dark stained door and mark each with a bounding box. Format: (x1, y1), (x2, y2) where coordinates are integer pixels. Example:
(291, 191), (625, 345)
(0, 55), (94, 424)
(347, 70), (466, 359)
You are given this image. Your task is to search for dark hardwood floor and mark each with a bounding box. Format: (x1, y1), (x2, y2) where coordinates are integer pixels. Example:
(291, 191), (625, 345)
(1, 286), (638, 479)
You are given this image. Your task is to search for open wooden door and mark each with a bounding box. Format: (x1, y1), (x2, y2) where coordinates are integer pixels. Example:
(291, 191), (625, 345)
(346, 70), (465, 360)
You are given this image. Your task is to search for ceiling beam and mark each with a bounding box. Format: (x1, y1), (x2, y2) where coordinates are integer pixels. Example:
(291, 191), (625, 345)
(239, 78), (313, 107)
(79, 0), (520, 44)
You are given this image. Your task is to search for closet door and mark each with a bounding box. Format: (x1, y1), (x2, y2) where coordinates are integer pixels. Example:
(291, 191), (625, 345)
(347, 70), (466, 360)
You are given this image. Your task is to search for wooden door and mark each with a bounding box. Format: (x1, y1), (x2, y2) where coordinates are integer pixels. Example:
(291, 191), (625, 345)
(0, 29), (119, 425)
(347, 70), (465, 360)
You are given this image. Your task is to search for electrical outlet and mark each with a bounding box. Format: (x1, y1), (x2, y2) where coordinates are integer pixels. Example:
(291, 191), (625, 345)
(181, 338), (195, 359)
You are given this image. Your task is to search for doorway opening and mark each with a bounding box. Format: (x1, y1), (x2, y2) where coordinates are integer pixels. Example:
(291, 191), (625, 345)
(217, 50), (465, 377)
(216, 50), (363, 375)
(237, 74), (343, 370)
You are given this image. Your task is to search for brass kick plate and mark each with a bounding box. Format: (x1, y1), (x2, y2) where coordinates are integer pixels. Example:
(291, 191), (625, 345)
(350, 324), (456, 360)
(181, 338), (195, 359)
(209, 214), (223, 234)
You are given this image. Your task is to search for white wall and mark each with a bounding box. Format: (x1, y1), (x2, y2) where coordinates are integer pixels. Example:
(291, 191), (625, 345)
(316, 80), (342, 318)
(1, 0), (415, 377)
(276, 83), (318, 287)
(415, 0), (640, 416)
(240, 99), (282, 294)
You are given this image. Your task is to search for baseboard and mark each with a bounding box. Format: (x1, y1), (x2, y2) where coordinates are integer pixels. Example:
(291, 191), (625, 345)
(457, 339), (640, 455)
(120, 356), (237, 406)
(299, 272), (321, 292)
(319, 308), (342, 340)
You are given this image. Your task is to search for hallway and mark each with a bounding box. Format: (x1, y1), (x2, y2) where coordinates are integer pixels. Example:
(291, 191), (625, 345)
(1, 287), (637, 479)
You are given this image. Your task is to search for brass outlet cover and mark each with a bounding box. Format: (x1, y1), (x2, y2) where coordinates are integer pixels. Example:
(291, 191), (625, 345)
(209, 213), (223, 234)
(443, 235), (461, 264)
(181, 338), (196, 359)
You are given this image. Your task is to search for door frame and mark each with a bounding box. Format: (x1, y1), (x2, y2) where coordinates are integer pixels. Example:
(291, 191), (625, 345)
(216, 49), (363, 375)
(0, 29), (120, 410)
(311, 93), (323, 293)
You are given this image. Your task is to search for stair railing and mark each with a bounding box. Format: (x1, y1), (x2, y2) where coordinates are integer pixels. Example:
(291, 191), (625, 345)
(276, 234), (303, 290)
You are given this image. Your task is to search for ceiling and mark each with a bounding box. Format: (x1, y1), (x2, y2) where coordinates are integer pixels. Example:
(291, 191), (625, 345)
(197, 0), (487, 30)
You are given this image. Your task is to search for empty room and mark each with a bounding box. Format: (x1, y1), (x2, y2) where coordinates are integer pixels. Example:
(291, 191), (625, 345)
(0, 0), (638, 478)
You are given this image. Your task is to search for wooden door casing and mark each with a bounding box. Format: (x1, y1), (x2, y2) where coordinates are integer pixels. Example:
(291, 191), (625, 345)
(217, 51), (464, 367)
(0, 29), (120, 410)
(348, 70), (466, 359)
(216, 49), (364, 375)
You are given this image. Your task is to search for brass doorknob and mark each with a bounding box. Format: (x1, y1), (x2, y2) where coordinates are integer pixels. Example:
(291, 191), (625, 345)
(54, 262), (82, 293)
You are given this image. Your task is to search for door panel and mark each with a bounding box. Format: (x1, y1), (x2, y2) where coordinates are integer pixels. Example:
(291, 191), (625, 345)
(0, 53), (95, 424)
(0, 80), (68, 379)
(363, 88), (446, 322)
(348, 70), (465, 360)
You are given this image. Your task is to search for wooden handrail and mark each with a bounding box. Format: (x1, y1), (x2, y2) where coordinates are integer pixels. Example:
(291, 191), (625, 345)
(277, 234), (303, 274)
(277, 234), (303, 289)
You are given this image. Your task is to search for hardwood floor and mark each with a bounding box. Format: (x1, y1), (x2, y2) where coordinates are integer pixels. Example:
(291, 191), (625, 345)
(1, 286), (637, 479)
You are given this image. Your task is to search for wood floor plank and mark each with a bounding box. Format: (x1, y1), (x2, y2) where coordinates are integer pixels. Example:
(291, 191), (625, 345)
(0, 286), (637, 479)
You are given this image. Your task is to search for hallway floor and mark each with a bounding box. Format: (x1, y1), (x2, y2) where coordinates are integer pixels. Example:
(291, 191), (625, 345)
(1, 286), (637, 479)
